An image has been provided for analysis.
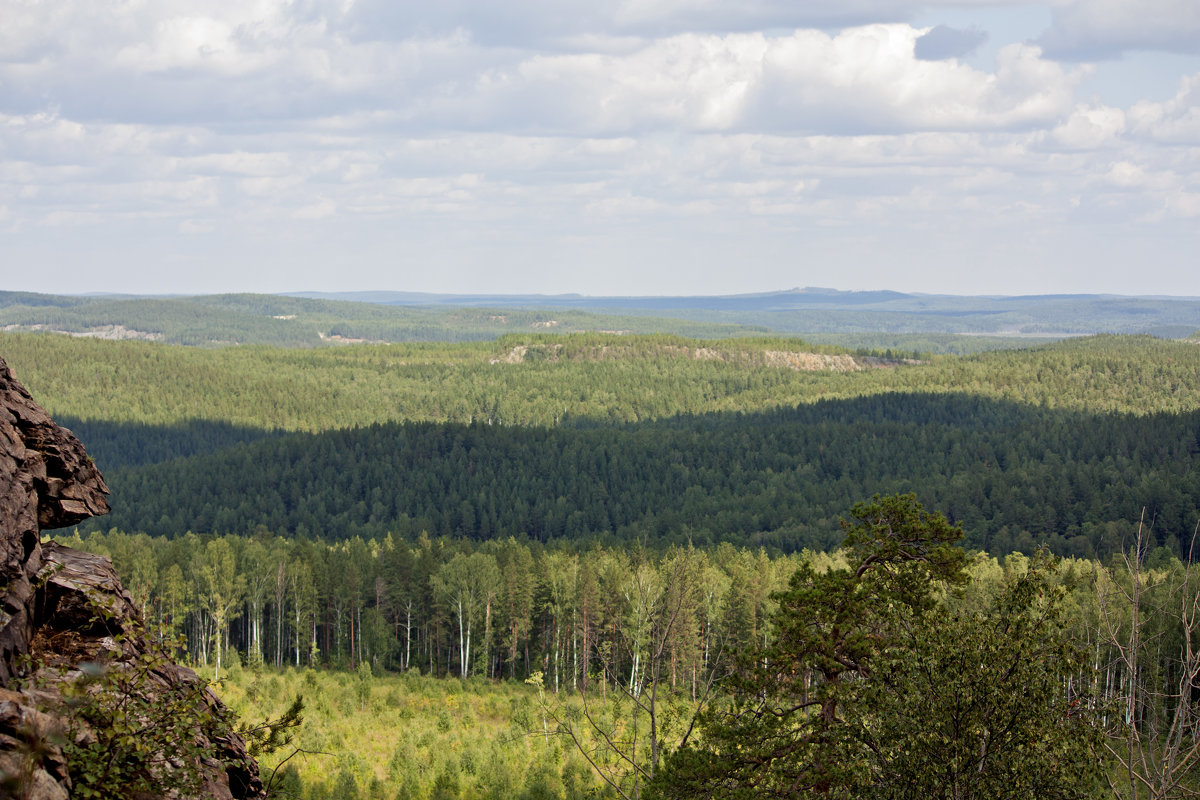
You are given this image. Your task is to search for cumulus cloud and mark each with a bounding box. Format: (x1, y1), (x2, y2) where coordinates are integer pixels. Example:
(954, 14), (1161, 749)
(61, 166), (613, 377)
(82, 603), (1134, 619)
(1, 0), (1198, 296)
(1097, 160), (1175, 191)
(443, 27), (1082, 135)
(3, 10), (1083, 137)
(1129, 72), (1200, 143)
(331, 0), (922, 43)
(755, 31), (1079, 133)
(1046, 104), (1126, 150)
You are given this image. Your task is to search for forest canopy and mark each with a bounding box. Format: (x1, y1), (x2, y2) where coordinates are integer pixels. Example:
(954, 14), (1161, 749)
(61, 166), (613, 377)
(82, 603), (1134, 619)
(5, 330), (1198, 558)
(9, 322), (1200, 799)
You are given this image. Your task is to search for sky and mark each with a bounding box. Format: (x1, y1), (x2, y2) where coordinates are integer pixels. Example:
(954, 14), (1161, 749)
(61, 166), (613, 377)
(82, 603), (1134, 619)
(2, 0), (1199, 298)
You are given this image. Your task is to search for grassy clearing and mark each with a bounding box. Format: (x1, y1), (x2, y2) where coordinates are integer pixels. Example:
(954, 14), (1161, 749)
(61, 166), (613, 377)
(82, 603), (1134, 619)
(220, 662), (605, 800)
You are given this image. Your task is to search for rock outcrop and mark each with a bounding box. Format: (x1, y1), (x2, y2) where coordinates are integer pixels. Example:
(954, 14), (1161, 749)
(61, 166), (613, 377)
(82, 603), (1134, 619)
(0, 355), (264, 799)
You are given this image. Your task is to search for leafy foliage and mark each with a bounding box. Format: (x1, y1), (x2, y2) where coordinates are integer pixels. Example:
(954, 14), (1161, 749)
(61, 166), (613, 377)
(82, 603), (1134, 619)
(857, 552), (1103, 800)
(652, 504), (1106, 800)
(651, 495), (968, 799)
(38, 634), (234, 799)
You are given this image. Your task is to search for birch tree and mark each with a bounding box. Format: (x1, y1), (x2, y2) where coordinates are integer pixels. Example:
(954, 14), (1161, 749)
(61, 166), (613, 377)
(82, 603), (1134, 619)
(433, 552), (500, 678)
(1098, 518), (1200, 800)
(194, 538), (245, 681)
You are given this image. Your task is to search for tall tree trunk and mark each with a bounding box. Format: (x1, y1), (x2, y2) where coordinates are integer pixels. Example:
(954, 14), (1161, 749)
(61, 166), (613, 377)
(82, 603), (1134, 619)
(405, 601), (413, 671)
(484, 595), (493, 680)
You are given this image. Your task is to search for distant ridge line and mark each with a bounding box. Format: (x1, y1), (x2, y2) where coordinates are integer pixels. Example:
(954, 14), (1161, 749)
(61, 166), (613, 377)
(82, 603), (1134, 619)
(282, 288), (1200, 310)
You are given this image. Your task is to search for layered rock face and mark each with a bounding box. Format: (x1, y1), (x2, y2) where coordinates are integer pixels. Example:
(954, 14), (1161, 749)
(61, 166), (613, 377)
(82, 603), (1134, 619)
(0, 356), (264, 799)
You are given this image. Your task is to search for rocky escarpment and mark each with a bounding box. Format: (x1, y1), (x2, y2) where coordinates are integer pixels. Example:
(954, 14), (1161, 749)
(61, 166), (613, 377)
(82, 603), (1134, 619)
(0, 355), (264, 799)
(488, 341), (913, 371)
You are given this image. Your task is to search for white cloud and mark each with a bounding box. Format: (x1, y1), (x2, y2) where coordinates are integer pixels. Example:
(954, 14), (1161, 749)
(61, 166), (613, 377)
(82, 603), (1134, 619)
(189, 152), (296, 177)
(1129, 72), (1200, 143)
(1165, 191), (1200, 217)
(1100, 161), (1163, 189)
(114, 16), (249, 74)
(332, 0), (1047, 45)
(460, 27), (1082, 135)
(294, 199), (337, 219)
(0, 3), (1082, 136)
(1046, 103), (1126, 149)
(180, 219), (216, 234)
(1, 1), (1199, 296)
(757, 33), (1079, 132)
(333, 0), (903, 43)
(506, 33), (766, 132)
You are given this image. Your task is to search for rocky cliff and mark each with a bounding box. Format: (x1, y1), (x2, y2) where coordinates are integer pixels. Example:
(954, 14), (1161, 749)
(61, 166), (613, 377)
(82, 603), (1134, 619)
(0, 355), (264, 799)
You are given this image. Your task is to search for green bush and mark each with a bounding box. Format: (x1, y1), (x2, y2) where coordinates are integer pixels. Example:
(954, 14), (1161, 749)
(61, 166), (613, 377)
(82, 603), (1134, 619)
(41, 638), (235, 799)
(429, 767), (461, 800)
(332, 767), (360, 800)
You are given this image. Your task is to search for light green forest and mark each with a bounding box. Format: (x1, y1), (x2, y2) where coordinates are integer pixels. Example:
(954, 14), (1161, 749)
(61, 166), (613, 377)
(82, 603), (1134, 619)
(4, 313), (1200, 799)
(57, 504), (1200, 800)
(5, 330), (1199, 431)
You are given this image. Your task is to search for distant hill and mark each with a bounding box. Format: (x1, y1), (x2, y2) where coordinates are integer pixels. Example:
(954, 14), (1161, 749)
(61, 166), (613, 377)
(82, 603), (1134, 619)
(289, 287), (1200, 338)
(286, 287), (915, 311)
(3, 288), (1200, 348)
(0, 291), (764, 347)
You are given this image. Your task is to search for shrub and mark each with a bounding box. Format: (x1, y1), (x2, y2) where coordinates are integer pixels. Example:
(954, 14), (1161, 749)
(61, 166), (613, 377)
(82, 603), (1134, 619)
(332, 767), (360, 800)
(47, 640), (234, 799)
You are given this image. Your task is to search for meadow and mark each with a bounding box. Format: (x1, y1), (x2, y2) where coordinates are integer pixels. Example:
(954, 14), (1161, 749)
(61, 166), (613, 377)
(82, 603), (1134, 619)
(221, 662), (601, 800)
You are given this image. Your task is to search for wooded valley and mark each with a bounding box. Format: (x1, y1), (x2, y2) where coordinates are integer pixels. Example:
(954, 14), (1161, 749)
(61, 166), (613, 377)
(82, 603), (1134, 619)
(4, 317), (1200, 799)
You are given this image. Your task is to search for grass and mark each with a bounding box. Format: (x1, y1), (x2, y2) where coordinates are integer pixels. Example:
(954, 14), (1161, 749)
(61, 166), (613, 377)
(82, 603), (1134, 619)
(219, 661), (605, 800)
